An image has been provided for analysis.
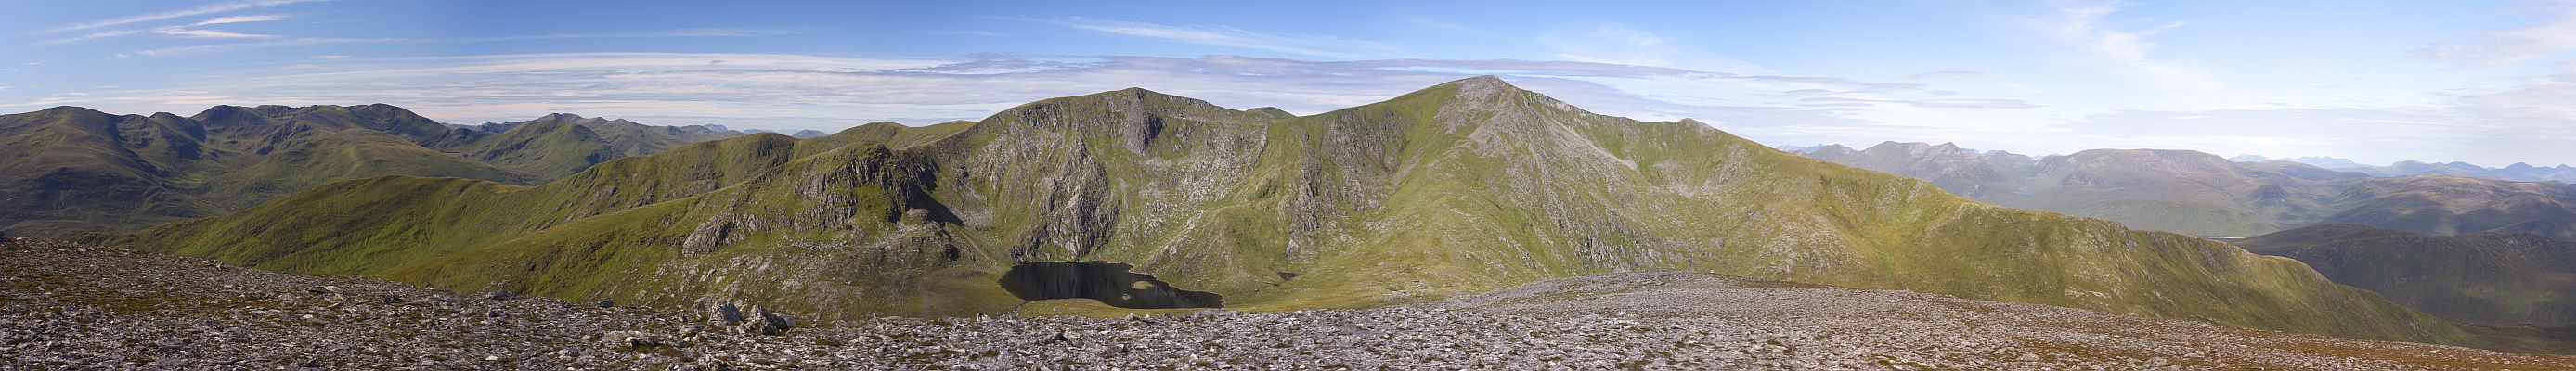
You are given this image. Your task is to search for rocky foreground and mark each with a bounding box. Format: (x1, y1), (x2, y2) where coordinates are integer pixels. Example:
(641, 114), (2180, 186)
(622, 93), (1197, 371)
(4, 238), (2572, 370)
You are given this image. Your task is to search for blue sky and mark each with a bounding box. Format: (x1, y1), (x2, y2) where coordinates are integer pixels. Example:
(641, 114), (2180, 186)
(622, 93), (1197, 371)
(6, 1), (2576, 165)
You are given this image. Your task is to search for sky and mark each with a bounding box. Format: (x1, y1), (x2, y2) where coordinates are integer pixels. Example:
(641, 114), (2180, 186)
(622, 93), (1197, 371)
(5, 1), (2576, 166)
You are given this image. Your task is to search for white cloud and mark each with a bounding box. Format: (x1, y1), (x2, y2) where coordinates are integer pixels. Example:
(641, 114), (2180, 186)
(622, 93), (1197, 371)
(1535, 23), (1780, 76)
(1541, 23), (1679, 67)
(2421, 5), (2576, 67)
(152, 26), (283, 39)
(1047, 18), (1400, 58)
(39, 29), (146, 45)
(1898, 70), (1985, 80)
(29, 0), (327, 34)
(1799, 96), (2041, 109)
(130, 29), (790, 57)
(194, 14), (289, 26)
(2029, 0), (2220, 94)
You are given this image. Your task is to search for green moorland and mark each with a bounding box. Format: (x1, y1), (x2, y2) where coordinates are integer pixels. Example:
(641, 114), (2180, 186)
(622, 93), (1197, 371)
(99, 77), (2477, 347)
(0, 105), (743, 237)
(2237, 223), (2576, 326)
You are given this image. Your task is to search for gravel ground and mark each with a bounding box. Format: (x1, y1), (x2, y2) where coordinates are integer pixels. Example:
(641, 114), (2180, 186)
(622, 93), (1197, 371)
(5, 237), (2572, 370)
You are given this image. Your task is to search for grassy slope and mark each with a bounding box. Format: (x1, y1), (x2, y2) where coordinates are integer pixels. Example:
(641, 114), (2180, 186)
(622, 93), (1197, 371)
(0, 108), (229, 237)
(110, 77), (2476, 347)
(2, 104), (757, 237)
(2238, 223), (2576, 325)
(104, 133), (819, 275)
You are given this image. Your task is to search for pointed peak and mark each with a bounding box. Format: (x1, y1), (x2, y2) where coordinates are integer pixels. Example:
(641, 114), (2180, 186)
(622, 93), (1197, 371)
(538, 113), (586, 122)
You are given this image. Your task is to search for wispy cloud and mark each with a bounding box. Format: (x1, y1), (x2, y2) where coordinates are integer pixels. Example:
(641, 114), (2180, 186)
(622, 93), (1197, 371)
(152, 26), (283, 39)
(1534, 23), (1779, 75)
(7, 53), (2001, 147)
(1800, 96), (2040, 109)
(2419, 4), (2576, 67)
(1898, 70), (1985, 80)
(1045, 18), (1400, 58)
(1540, 23), (1679, 67)
(39, 29), (146, 45)
(194, 14), (289, 26)
(129, 28), (792, 57)
(29, 0), (327, 34)
(2029, 0), (2220, 94)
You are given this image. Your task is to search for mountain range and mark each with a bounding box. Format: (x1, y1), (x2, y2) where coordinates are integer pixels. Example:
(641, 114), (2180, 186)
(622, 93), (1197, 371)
(0, 105), (746, 237)
(86, 77), (2476, 346)
(1785, 142), (2576, 240)
(2230, 154), (2576, 183)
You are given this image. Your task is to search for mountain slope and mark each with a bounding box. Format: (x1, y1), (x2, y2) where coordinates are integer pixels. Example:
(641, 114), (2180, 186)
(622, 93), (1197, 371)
(2320, 174), (2576, 242)
(107, 77), (2474, 346)
(2237, 224), (2576, 325)
(0, 105), (749, 237)
(0, 105), (523, 237)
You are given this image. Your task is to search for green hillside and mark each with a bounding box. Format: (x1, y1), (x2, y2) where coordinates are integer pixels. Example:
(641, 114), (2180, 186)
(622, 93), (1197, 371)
(106, 77), (2475, 346)
(2238, 223), (2576, 325)
(0, 105), (746, 237)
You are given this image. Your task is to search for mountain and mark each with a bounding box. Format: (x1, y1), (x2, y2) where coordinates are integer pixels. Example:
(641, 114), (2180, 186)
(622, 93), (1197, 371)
(0, 105), (748, 237)
(1790, 143), (2576, 240)
(744, 128), (833, 139)
(2274, 157), (2576, 183)
(97, 76), (2471, 346)
(2319, 174), (2576, 242)
(2290, 156), (2369, 169)
(0, 105), (522, 237)
(1794, 142), (2354, 237)
(444, 113), (746, 180)
(2236, 224), (2576, 326)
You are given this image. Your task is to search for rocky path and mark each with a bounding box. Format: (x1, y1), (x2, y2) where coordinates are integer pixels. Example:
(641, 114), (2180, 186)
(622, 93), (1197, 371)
(5, 237), (2571, 369)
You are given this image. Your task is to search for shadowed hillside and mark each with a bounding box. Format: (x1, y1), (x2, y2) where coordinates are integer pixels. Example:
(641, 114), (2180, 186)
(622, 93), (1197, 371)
(2238, 224), (2576, 326)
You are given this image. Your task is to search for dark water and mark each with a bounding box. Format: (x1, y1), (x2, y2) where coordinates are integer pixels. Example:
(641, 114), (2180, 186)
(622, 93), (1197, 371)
(998, 262), (1223, 309)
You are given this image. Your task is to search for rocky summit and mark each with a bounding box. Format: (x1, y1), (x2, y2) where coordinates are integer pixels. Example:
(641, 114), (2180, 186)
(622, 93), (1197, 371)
(5, 237), (2566, 370)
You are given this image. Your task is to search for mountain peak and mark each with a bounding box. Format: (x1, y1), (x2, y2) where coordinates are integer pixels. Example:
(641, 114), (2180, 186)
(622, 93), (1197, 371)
(1439, 75), (1521, 96)
(539, 113), (587, 122)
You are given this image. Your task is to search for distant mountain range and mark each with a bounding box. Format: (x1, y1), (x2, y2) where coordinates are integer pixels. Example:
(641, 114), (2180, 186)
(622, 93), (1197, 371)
(2237, 224), (2576, 326)
(87, 77), (2473, 346)
(742, 128), (833, 139)
(1783, 142), (2576, 240)
(2231, 154), (2576, 183)
(0, 105), (747, 237)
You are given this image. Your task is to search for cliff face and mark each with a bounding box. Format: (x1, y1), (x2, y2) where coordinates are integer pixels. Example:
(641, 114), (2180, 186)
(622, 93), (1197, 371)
(115, 76), (2472, 345)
